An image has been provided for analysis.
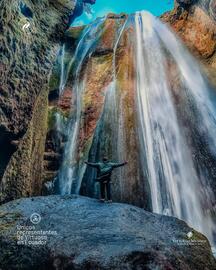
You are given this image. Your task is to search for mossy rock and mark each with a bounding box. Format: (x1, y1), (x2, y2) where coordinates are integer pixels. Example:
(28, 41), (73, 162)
(48, 107), (69, 132)
(0, 212), (23, 232)
(65, 25), (86, 40)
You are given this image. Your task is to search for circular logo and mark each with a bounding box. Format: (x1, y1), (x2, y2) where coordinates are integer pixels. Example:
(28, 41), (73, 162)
(30, 213), (41, 224)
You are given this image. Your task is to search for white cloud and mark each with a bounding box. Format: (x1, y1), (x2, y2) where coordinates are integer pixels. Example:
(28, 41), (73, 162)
(95, 8), (115, 18)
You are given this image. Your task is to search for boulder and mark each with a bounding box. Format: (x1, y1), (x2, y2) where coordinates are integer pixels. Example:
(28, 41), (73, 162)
(0, 195), (215, 269)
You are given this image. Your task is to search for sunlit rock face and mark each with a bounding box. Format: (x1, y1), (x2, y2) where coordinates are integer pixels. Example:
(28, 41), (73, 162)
(47, 15), (150, 208)
(79, 16), (148, 207)
(164, 1), (216, 58)
(176, 0), (216, 20)
(163, 0), (216, 86)
(0, 0), (79, 203)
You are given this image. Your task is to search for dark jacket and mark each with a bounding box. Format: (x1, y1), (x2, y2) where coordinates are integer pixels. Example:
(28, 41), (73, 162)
(86, 161), (126, 182)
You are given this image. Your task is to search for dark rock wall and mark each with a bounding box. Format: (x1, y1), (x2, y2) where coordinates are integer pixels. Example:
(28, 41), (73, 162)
(0, 0), (75, 146)
(0, 88), (49, 203)
(0, 0), (79, 203)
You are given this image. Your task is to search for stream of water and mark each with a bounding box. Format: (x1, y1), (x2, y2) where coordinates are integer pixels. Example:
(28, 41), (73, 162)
(56, 11), (216, 249)
(57, 17), (106, 195)
(135, 11), (216, 248)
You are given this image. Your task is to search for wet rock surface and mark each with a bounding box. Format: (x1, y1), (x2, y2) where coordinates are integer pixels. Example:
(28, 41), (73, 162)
(0, 0), (75, 202)
(0, 195), (215, 270)
(162, 0), (216, 87)
(0, 0), (96, 203)
(46, 5), (216, 207)
(163, 1), (216, 60)
(0, 0), (74, 146)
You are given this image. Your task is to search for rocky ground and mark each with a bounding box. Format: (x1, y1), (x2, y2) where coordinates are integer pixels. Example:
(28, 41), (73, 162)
(0, 195), (215, 269)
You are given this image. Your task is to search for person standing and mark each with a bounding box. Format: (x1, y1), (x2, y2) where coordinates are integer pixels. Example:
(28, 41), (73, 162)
(85, 157), (127, 202)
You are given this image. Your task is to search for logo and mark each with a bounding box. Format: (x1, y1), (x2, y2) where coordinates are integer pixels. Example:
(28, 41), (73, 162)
(187, 231), (193, 239)
(30, 213), (41, 224)
(22, 22), (31, 32)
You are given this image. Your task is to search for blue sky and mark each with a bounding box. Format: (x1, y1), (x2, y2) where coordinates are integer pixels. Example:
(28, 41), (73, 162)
(73, 0), (174, 26)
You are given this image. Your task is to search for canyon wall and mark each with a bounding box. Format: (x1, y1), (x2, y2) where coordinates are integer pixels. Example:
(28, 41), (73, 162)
(47, 14), (150, 207)
(163, 0), (216, 84)
(0, 0), (95, 203)
(45, 1), (216, 208)
(0, 0), (215, 204)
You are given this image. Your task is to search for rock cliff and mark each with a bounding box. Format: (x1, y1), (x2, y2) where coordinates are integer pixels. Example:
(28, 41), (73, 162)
(176, 0), (216, 21)
(0, 0), (216, 207)
(162, 0), (216, 84)
(0, 0), (95, 203)
(45, 4), (216, 208)
(46, 14), (150, 207)
(0, 195), (215, 269)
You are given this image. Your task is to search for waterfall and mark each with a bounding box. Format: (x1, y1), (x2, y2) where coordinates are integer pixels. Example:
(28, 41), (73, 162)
(57, 17), (105, 195)
(80, 17), (129, 199)
(59, 44), (66, 96)
(53, 45), (67, 142)
(135, 11), (215, 247)
(55, 10), (216, 249)
(82, 82), (117, 197)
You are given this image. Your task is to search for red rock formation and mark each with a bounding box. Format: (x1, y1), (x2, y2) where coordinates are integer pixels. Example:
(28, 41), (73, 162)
(44, 4), (216, 207)
(162, 0), (216, 85)
(58, 87), (73, 114)
(162, 5), (216, 60)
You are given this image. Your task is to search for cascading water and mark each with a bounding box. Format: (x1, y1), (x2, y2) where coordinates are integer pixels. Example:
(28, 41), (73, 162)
(59, 44), (66, 96)
(83, 82), (117, 197)
(53, 44), (67, 140)
(57, 17), (106, 195)
(55, 10), (216, 249)
(81, 17), (130, 199)
(135, 11), (216, 247)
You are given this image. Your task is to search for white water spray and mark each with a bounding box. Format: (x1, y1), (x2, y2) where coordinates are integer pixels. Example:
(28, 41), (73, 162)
(56, 11), (216, 249)
(58, 17), (105, 195)
(58, 44), (66, 96)
(135, 11), (215, 246)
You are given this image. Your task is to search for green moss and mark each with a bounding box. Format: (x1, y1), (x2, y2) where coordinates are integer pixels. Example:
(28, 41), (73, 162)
(80, 136), (94, 161)
(48, 107), (69, 131)
(49, 72), (60, 91)
(0, 212), (23, 232)
(1, 88), (49, 202)
(66, 26), (86, 40)
(48, 107), (58, 131)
